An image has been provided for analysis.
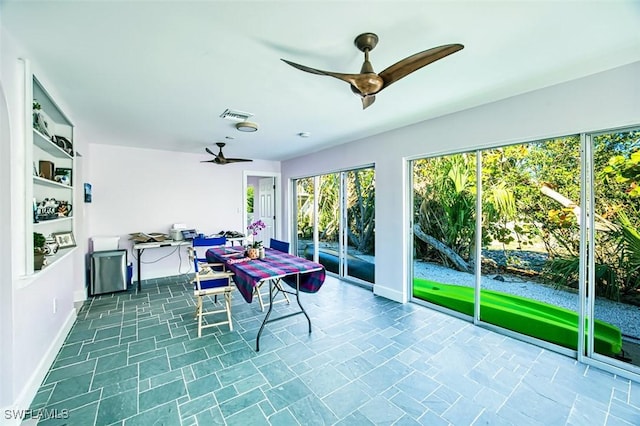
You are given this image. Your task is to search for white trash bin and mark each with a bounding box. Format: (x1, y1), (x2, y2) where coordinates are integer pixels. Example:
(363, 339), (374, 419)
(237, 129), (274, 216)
(91, 236), (120, 252)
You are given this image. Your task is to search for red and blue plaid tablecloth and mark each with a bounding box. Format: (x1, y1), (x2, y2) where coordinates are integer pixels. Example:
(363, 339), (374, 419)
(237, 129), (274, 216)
(206, 247), (326, 303)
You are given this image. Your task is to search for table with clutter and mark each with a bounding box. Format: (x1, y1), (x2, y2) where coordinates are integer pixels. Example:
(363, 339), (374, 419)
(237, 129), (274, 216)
(206, 245), (325, 351)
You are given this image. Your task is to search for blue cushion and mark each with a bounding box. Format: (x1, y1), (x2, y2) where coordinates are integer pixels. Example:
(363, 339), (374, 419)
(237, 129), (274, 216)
(195, 278), (229, 291)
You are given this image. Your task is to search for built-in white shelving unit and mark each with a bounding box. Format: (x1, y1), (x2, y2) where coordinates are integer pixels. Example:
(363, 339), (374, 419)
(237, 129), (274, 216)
(27, 73), (76, 274)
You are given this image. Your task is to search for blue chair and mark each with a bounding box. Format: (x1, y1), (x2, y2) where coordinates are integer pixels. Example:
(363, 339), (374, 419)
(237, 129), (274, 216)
(193, 236), (227, 266)
(269, 238), (290, 253)
(189, 237), (234, 336)
(253, 238), (292, 311)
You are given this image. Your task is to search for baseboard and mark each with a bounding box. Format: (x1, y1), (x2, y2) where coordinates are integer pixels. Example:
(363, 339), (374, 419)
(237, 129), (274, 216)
(373, 283), (406, 303)
(8, 308), (76, 424)
(73, 289), (87, 304)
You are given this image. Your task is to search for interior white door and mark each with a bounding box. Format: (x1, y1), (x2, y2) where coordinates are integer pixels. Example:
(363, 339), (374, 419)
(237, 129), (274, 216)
(258, 177), (275, 244)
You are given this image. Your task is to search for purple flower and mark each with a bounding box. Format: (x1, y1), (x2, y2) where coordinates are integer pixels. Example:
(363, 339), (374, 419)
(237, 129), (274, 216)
(247, 220), (266, 235)
(247, 220), (267, 247)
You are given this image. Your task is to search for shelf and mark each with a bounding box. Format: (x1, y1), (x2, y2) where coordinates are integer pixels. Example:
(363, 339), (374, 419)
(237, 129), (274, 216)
(33, 176), (73, 190)
(33, 216), (73, 226)
(33, 129), (72, 159)
(18, 247), (77, 288)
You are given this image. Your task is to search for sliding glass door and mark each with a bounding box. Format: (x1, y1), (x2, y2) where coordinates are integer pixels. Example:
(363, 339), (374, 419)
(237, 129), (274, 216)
(410, 127), (640, 377)
(293, 167), (375, 285)
(591, 129), (640, 367)
(479, 138), (581, 352)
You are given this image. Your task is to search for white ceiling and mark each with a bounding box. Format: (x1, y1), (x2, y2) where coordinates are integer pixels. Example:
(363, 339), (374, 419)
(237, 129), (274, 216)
(2, 1), (640, 162)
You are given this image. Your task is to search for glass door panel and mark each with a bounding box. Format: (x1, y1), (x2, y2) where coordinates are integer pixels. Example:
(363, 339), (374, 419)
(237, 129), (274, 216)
(317, 173), (341, 275)
(592, 129), (640, 366)
(479, 138), (581, 351)
(295, 177), (315, 260)
(345, 168), (375, 283)
(412, 153), (477, 315)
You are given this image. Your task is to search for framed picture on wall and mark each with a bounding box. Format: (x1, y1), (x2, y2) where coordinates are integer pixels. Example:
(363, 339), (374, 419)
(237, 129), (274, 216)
(84, 183), (92, 203)
(52, 231), (76, 249)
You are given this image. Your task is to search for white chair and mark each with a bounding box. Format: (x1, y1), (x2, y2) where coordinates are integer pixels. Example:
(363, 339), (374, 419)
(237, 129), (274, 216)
(188, 239), (235, 336)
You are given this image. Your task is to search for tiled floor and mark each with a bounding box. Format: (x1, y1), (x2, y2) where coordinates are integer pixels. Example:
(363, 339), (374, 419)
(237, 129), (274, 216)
(27, 274), (640, 425)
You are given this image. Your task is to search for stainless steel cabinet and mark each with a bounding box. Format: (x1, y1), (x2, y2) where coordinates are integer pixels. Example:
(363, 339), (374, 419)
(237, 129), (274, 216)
(90, 250), (127, 295)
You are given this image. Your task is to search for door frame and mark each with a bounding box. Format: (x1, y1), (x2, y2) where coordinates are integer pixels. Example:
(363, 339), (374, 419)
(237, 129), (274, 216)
(292, 165), (376, 288)
(242, 171), (282, 241)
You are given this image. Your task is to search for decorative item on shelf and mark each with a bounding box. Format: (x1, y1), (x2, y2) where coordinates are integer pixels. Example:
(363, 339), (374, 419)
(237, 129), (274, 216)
(33, 232), (47, 270)
(32, 162), (39, 177)
(33, 108), (53, 138)
(43, 236), (59, 256)
(36, 198), (59, 221)
(84, 183), (92, 203)
(52, 231), (76, 249)
(52, 135), (73, 156)
(54, 174), (70, 185)
(57, 201), (72, 217)
(39, 160), (55, 180)
(33, 198), (38, 223)
(54, 167), (72, 185)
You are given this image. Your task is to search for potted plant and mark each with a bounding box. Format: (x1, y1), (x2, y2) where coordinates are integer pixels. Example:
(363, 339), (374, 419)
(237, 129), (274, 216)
(33, 232), (46, 270)
(246, 220), (266, 259)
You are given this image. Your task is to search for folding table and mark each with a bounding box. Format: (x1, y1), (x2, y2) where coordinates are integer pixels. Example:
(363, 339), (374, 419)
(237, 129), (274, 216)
(207, 246), (326, 351)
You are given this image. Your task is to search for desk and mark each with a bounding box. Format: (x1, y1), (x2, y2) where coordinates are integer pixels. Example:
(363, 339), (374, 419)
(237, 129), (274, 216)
(133, 237), (245, 292)
(133, 240), (191, 292)
(207, 246), (326, 351)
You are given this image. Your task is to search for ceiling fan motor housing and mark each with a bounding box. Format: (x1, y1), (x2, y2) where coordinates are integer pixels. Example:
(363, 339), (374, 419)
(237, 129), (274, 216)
(354, 33), (379, 52)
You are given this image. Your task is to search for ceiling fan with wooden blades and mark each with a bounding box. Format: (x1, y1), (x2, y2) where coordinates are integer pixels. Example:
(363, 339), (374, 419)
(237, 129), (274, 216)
(281, 32), (464, 109)
(201, 142), (253, 165)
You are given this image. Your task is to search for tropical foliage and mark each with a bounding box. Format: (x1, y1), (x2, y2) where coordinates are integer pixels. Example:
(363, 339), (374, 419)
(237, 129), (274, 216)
(413, 129), (640, 303)
(296, 168), (375, 255)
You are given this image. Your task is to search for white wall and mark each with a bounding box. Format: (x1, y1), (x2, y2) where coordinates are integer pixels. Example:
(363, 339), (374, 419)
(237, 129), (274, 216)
(0, 79), (16, 413)
(86, 143), (280, 280)
(281, 61), (640, 303)
(2, 28), (87, 417)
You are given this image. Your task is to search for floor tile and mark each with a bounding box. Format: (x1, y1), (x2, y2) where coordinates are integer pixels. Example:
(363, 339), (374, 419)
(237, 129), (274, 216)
(95, 389), (137, 425)
(25, 274), (640, 426)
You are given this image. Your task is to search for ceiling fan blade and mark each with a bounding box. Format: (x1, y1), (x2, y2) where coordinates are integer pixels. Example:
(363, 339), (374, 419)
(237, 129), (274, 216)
(378, 44), (464, 89)
(205, 147), (219, 158)
(225, 158), (253, 163)
(281, 59), (365, 88)
(362, 95), (376, 109)
(200, 159), (217, 163)
(281, 58), (333, 76)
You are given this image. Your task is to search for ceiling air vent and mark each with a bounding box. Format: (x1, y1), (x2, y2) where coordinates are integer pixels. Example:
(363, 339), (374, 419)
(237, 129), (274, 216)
(220, 109), (253, 122)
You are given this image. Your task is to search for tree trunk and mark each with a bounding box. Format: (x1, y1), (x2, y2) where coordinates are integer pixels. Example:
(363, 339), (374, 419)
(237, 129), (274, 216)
(413, 224), (472, 273)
